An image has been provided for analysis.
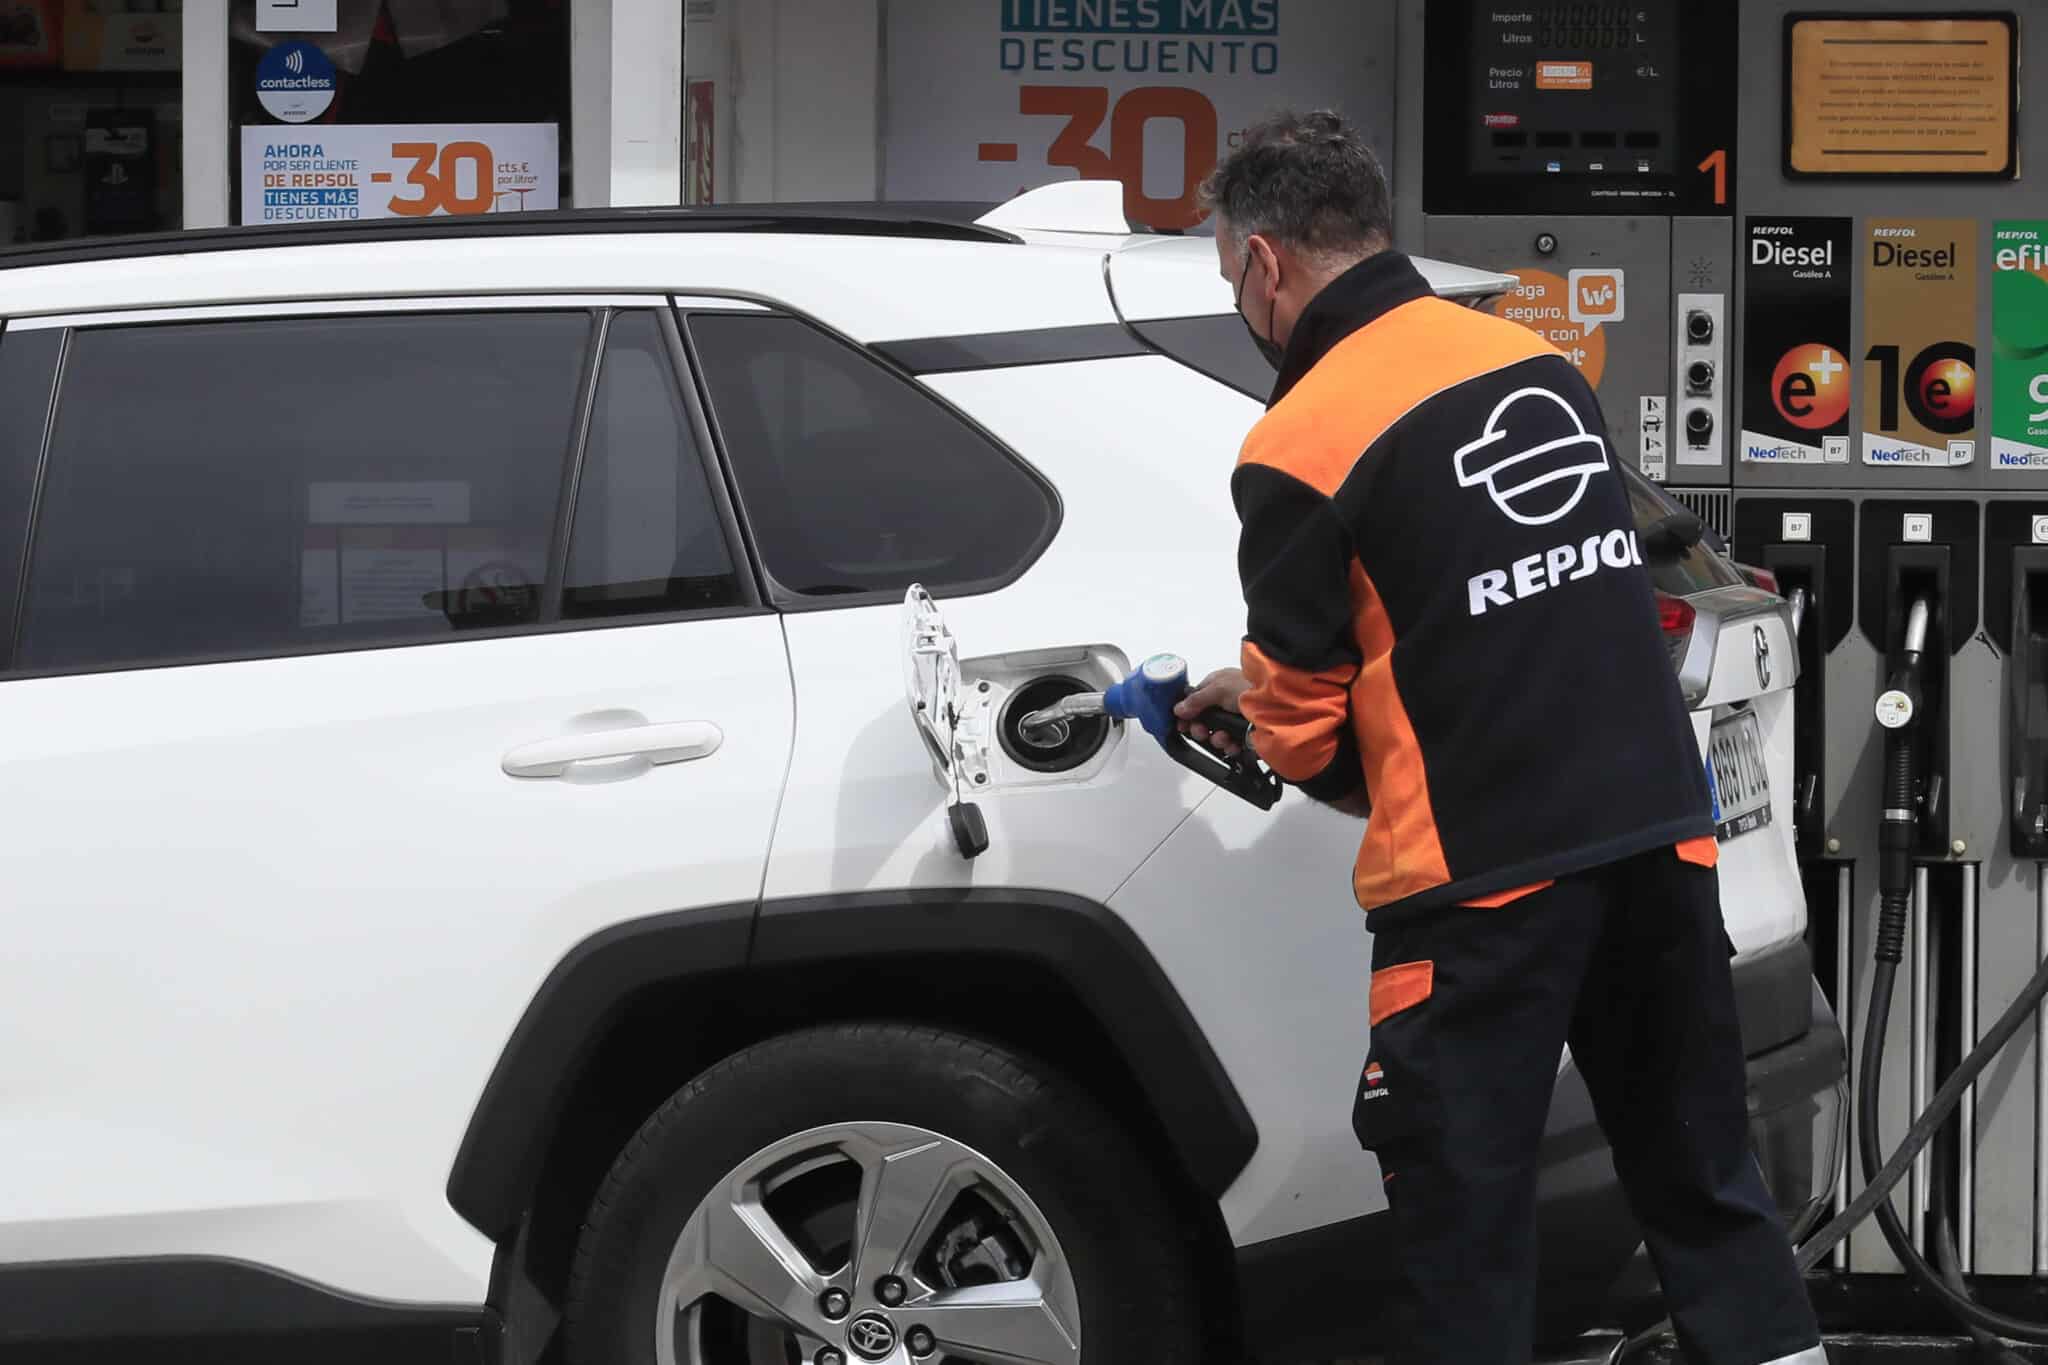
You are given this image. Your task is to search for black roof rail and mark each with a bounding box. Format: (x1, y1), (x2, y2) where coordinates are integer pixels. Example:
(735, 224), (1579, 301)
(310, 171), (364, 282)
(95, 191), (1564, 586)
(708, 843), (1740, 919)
(0, 203), (1021, 271)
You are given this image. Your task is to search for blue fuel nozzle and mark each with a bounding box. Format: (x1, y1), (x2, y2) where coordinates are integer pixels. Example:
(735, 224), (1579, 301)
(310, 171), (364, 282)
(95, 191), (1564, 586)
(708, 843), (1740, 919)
(1102, 653), (1191, 745)
(1103, 653), (1281, 811)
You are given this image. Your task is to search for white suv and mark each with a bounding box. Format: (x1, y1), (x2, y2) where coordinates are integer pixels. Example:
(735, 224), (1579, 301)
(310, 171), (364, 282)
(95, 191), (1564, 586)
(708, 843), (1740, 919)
(0, 188), (1841, 1365)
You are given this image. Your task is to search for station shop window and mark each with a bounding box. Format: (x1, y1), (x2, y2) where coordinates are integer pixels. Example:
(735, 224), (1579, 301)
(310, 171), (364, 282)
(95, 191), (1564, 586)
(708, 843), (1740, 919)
(228, 0), (570, 225)
(0, 1), (183, 245)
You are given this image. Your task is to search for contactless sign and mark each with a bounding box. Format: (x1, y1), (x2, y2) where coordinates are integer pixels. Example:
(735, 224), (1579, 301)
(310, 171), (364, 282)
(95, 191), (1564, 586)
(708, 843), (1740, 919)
(1741, 217), (1852, 465)
(1862, 218), (1977, 468)
(1993, 222), (2048, 472)
(255, 40), (336, 124)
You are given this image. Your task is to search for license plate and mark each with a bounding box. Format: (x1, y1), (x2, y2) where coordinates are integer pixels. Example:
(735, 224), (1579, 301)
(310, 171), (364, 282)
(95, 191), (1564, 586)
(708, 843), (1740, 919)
(1707, 710), (1773, 841)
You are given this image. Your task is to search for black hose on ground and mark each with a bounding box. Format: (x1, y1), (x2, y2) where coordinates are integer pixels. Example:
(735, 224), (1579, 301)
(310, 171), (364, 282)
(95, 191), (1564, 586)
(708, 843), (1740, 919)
(1930, 1172), (2024, 1365)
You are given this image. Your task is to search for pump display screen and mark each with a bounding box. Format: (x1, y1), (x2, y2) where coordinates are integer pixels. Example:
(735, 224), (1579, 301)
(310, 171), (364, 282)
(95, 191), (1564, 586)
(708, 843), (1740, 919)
(1425, 1), (1734, 215)
(1527, 7), (1646, 51)
(1466, 3), (1680, 182)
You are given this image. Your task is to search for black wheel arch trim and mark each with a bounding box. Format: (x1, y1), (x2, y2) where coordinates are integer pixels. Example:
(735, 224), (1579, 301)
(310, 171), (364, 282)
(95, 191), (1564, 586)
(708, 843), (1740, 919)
(445, 888), (1259, 1239)
(0, 1255), (495, 1363)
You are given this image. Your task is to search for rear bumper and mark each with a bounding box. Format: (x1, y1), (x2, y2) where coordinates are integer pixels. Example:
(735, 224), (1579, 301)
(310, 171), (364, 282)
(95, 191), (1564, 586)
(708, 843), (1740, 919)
(1746, 978), (1849, 1232)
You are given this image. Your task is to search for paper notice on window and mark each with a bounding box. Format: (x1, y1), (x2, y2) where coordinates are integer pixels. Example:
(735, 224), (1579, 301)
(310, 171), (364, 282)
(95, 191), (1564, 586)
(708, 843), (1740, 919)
(340, 530), (445, 623)
(1787, 16), (2015, 176)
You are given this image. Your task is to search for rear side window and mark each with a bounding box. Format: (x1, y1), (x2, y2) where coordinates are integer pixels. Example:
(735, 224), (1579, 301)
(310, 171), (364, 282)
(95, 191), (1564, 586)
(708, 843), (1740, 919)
(0, 329), (62, 668)
(687, 313), (1057, 601)
(18, 311), (589, 672)
(563, 311), (746, 618)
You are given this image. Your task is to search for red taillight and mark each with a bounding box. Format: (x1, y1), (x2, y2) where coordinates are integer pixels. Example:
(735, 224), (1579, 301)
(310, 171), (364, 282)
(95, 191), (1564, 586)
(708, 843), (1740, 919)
(1657, 591), (1696, 668)
(1658, 592), (1697, 636)
(1734, 561), (1781, 595)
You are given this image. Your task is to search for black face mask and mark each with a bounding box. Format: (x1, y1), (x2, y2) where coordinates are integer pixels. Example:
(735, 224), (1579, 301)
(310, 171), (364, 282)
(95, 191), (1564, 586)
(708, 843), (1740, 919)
(1236, 252), (1287, 373)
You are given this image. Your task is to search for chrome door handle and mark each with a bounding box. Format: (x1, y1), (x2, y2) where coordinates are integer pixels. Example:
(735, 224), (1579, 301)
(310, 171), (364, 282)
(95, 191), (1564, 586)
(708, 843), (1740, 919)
(501, 721), (724, 779)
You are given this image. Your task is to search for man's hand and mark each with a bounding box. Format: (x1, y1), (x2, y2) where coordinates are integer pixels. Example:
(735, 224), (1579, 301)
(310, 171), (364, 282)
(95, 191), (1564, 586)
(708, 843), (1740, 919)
(1174, 667), (1253, 756)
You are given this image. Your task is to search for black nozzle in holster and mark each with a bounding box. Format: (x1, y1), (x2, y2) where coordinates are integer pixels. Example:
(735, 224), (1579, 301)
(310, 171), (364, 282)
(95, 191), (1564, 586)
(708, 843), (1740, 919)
(1874, 591), (1935, 963)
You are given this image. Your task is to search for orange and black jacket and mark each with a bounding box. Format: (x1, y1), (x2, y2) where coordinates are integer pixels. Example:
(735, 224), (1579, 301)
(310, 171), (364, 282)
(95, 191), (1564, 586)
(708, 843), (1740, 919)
(1235, 251), (1715, 925)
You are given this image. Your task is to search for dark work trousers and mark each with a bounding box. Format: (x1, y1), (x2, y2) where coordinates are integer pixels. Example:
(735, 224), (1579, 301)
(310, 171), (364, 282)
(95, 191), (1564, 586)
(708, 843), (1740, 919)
(1351, 845), (1822, 1365)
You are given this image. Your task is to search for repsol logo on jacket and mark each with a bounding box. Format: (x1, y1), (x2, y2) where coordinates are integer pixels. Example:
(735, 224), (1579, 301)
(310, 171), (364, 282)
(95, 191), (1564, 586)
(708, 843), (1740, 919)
(1468, 529), (1644, 616)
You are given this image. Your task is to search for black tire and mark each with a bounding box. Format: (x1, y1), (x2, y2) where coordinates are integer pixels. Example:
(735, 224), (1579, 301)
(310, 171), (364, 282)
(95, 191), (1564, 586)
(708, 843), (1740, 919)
(565, 1022), (1202, 1365)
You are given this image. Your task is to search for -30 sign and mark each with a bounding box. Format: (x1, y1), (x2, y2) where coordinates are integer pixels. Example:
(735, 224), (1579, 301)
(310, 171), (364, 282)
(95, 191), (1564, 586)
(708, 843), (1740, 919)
(387, 141), (497, 216)
(1007, 85), (1220, 231)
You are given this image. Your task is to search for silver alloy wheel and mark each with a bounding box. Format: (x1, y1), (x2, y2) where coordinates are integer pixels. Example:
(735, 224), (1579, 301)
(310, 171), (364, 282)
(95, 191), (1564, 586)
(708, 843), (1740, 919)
(657, 1121), (1084, 1365)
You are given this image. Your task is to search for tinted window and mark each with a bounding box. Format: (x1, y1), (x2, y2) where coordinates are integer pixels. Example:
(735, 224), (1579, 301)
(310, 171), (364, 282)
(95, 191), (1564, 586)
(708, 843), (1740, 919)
(1620, 464), (1741, 597)
(0, 329), (62, 667)
(1128, 314), (1274, 401)
(18, 311), (590, 672)
(563, 312), (745, 618)
(688, 314), (1057, 600)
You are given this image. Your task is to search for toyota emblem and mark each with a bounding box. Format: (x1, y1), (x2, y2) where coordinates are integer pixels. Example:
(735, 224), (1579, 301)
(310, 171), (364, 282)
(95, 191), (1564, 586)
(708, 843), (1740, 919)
(847, 1314), (900, 1361)
(1754, 624), (1772, 689)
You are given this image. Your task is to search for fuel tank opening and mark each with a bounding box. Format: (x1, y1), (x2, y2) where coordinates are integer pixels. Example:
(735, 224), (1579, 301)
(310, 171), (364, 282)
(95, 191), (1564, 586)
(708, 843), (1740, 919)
(998, 675), (1111, 774)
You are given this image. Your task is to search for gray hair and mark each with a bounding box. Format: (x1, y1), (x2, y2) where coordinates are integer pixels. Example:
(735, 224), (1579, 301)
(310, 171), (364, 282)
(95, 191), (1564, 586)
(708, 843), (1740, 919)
(1199, 110), (1392, 259)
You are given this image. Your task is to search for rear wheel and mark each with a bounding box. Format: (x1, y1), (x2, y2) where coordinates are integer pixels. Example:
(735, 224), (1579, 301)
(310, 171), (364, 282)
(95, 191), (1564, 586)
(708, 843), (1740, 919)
(565, 1023), (1200, 1365)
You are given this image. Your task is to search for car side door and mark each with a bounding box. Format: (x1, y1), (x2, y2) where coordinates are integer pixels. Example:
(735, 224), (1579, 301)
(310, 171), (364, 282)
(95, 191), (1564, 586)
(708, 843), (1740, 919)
(0, 300), (792, 1305)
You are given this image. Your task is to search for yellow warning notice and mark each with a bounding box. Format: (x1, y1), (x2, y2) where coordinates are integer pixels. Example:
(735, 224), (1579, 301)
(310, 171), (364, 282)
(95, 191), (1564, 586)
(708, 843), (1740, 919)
(1787, 16), (2014, 176)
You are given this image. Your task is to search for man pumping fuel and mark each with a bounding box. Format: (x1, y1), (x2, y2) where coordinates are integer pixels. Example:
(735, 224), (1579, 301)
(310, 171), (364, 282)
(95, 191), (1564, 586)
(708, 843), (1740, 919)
(1173, 110), (1826, 1365)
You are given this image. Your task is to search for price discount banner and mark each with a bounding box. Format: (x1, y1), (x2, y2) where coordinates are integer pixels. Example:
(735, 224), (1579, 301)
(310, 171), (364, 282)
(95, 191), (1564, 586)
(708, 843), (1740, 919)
(239, 123), (559, 224)
(883, 0), (1394, 231)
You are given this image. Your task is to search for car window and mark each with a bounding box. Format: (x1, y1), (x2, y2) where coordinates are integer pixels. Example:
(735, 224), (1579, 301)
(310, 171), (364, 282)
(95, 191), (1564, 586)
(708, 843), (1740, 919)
(563, 312), (747, 619)
(1618, 464), (1741, 596)
(687, 313), (1058, 601)
(1125, 314), (1274, 402)
(16, 310), (591, 673)
(0, 329), (62, 669)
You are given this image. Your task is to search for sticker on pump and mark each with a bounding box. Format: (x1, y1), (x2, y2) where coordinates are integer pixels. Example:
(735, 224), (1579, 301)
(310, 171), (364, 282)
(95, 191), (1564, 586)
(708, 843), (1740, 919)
(1741, 218), (1853, 464)
(1993, 221), (2048, 470)
(1876, 690), (1916, 730)
(1862, 219), (1978, 468)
